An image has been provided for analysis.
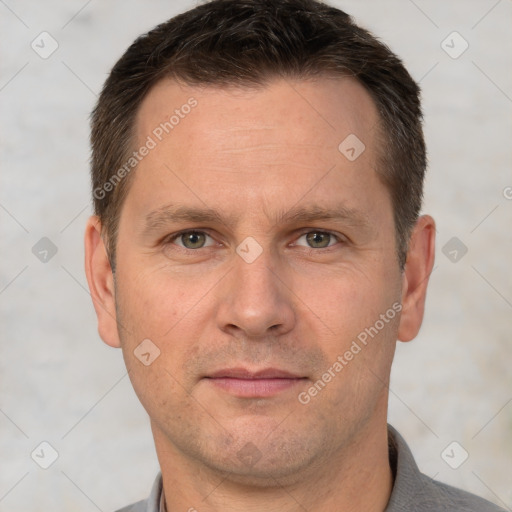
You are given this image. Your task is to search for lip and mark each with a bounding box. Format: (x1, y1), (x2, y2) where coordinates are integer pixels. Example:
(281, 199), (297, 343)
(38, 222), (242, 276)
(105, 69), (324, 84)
(204, 367), (307, 398)
(207, 367), (302, 379)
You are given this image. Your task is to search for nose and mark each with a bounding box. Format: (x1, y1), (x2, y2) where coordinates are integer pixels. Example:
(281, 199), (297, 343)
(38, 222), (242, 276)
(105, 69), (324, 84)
(216, 248), (296, 340)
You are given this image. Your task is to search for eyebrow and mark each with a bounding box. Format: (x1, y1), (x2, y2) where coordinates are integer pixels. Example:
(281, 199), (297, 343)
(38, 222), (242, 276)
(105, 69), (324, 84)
(142, 202), (372, 236)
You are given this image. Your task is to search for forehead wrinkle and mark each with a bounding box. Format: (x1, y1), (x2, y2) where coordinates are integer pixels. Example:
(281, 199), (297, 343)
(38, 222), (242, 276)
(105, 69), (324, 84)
(217, 142), (325, 153)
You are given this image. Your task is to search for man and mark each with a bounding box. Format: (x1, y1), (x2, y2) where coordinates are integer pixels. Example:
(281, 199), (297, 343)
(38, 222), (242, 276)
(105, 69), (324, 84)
(84, 0), (506, 510)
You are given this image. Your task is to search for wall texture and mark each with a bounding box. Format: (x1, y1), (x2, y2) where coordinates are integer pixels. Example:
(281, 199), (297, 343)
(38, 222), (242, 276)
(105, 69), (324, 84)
(1, 0), (511, 510)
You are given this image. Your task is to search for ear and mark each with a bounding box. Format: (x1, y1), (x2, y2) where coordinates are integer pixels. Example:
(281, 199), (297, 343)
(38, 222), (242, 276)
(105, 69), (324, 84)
(84, 216), (121, 348)
(397, 214), (436, 342)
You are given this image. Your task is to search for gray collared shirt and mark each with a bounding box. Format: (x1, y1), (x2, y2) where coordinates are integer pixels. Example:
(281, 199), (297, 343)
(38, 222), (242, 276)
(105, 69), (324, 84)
(115, 425), (507, 512)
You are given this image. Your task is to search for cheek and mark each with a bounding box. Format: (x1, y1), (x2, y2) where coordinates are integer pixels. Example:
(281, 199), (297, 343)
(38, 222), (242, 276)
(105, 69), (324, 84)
(121, 348), (198, 432)
(115, 261), (205, 342)
(113, 261), (220, 401)
(113, 268), (201, 409)
(295, 263), (398, 338)
(294, 262), (401, 396)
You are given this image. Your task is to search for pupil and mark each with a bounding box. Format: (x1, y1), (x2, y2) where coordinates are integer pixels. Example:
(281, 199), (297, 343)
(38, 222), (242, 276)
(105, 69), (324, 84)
(184, 232), (204, 248)
(307, 232), (329, 248)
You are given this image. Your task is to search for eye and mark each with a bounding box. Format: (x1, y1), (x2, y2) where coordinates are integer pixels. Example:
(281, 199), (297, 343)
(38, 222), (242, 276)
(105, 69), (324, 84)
(295, 231), (341, 249)
(168, 230), (215, 249)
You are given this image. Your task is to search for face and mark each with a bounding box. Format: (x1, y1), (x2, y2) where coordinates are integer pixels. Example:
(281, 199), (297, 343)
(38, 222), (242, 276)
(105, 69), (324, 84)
(86, 76), (431, 486)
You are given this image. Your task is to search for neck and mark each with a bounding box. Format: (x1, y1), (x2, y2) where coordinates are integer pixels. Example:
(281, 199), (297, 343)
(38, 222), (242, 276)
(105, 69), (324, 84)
(153, 410), (393, 512)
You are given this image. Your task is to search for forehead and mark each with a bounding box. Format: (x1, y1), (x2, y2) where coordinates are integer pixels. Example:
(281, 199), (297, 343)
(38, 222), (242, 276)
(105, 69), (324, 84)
(126, 76), (387, 230)
(134, 75), (380, 160)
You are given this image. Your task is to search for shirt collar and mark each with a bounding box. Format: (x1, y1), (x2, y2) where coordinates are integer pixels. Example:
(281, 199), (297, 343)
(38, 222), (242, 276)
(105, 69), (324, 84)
(384, 423), (423, 511)
(159, 487), (166, 512)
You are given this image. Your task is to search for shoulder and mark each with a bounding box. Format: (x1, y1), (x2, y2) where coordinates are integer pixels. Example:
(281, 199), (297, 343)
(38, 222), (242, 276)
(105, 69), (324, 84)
(112, 472), (163, 512)
(114, 499), (147, 512)
(386, 425), (507, 512)
(411, 473), (508, 512)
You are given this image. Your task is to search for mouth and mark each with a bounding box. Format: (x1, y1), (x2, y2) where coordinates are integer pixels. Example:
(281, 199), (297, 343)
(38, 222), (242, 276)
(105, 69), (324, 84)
(203, 367), (308, 398)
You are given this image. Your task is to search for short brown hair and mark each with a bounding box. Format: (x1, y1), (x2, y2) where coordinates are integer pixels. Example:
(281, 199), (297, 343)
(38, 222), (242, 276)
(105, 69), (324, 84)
(90, 0), (426, 270)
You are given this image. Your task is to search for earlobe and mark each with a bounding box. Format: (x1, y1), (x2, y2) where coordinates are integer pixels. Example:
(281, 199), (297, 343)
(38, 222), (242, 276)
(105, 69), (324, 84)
(84, 216), (121, 348)
(397, 215), (436, 342)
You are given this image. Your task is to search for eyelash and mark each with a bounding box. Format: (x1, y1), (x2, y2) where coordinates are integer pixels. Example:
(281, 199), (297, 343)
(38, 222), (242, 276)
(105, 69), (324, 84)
(164, 229), (346, 253)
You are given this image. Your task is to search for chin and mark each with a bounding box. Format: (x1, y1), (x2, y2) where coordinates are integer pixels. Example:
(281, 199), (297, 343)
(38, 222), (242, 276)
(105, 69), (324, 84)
(196, 427), (326, 487)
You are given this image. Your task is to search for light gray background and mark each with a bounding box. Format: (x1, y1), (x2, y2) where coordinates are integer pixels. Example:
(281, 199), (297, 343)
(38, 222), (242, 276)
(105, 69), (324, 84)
(1, 0), (511, 511)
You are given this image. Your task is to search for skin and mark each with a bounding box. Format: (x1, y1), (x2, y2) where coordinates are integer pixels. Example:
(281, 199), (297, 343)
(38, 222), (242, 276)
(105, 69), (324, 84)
(85, 76), (435, 511)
